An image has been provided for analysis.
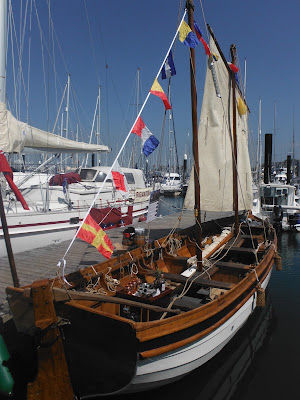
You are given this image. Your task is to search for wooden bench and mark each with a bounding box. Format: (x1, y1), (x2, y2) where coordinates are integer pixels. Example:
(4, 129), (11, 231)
(215, 261), (252, 271)
(160, 271), (234, 290)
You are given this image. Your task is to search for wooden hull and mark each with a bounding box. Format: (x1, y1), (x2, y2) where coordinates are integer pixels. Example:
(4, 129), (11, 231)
(129, 267), (272, 393)
(6, 216), (277, 398)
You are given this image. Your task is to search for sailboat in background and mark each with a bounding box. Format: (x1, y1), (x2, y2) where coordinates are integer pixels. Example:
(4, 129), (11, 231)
(0, 0), (149, 255)
(4, 1), (277, 398)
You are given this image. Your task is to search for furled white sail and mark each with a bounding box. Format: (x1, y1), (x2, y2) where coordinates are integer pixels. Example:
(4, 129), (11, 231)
(0, 102), (110, 153)
(184, 37), (252, 212)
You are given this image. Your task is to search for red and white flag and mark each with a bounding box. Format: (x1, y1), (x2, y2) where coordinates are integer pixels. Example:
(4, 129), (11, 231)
(110, 161), (129, 197)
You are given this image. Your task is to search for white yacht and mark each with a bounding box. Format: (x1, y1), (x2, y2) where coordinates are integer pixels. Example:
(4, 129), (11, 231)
(1, 166), (150, 255)
(252, 182), (300, 231)
(160, 172), (183, 196)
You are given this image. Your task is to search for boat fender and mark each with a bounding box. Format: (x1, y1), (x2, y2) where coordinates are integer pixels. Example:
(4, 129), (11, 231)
(0, 335), (14, 397)
(256, 286), (265, 308)
(274, 252), (282, 271)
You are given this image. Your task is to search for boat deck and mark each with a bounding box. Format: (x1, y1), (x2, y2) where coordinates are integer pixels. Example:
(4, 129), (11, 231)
(0, 210), (232, 322)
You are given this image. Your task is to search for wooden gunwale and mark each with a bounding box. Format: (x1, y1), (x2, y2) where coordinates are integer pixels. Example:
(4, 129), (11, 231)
(139, 279), (259, 358)
(133, 242), (276, 342)
(139, 252), (275, 358)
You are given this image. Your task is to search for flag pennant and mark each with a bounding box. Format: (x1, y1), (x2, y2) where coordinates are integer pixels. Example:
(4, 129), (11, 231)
(76, 214), (114, 259)
(0, 150), (29, 210)
(150, 78), (171, 110)
(110, 160), (129, 197)
(179, 20), (199, 48)
(161, 50), (176, 80)
(228, 62), (239, 73)
(193, 21), (211, 56)
(132, 117), (159, 157)
(237, 97), (247, 115)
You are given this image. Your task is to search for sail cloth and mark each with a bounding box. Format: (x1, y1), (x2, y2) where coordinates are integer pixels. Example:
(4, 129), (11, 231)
(184, 37), (253, 212)
(0, 102), (110, 154)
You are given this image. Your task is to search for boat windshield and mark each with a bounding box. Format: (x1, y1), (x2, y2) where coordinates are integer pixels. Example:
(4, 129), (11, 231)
(95, 172), (112, 183)
(79, 169), (97, 181)
(261, 186), (289, 206)
(124, 173), (135, 184)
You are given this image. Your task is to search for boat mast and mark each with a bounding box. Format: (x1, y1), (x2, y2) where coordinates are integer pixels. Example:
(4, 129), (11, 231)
(230, 44), (239, 234)
(292, 106), (295, 179)
(0, 0), (19, 287)
(0, 0), (6, 103)
(186, 0), (202, 262)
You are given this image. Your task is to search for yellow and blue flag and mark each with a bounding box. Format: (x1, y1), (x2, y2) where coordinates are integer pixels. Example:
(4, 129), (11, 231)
(179, 21), (199, 48)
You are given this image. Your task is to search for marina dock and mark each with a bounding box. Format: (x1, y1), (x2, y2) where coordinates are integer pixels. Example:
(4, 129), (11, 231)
(0, 210), (199, 319)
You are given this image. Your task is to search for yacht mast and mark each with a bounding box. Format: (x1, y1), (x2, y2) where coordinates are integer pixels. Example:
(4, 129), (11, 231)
(0, 0), (7, 103)
(0, 0), (19, 287)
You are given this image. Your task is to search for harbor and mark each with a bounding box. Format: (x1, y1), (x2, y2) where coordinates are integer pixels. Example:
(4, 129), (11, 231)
(1, 0), (300, 399)
(1, 201), (300, 399)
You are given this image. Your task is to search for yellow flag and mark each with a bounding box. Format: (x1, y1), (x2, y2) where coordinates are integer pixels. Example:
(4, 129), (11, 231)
(237, 97), (247, 115)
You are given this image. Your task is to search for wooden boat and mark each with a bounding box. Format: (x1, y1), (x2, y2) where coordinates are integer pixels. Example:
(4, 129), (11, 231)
(3, 1), (278, 398)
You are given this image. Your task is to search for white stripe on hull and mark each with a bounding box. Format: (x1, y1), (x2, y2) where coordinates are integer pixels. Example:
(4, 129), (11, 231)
(0, 205), (147, 254)
(126, 268), (272, 393)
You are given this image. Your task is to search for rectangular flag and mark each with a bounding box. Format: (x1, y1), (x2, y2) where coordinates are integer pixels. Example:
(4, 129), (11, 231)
(76, 214), (114, 259)
(193, 21), (211, 56)
(161, 50), (176, 80)
(179, 20), (199, 48)
(150, 78), (171, 110)
(110, 160), (129, 197)
(132, 117), (159, 157)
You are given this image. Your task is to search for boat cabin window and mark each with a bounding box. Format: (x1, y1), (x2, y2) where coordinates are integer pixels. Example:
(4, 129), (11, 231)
(174, 176), (181, 181)
(95, 172), (112, 183)
(79, 169), (97, 181)
(124, 173), (135, 184)
(261, 186), (289, 206)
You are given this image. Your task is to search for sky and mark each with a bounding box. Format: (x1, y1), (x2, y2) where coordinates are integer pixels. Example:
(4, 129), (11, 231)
(5, 0), (300, 169)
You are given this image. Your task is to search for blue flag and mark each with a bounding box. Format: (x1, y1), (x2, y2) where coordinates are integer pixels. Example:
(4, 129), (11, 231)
(161, 50), (176, 80)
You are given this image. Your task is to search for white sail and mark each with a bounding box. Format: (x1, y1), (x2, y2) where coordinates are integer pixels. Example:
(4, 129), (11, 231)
(184, 36), (252, 212)
(0, 102), (110, 153)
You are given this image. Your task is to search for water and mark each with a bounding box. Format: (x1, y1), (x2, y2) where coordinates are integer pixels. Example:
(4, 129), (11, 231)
(157, 194), (185, 217)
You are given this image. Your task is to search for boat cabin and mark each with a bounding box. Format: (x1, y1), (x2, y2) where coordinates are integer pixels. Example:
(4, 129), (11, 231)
(79, 166), (146, 190)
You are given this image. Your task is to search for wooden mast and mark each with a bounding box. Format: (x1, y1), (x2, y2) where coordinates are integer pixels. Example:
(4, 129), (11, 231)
(207, 26), (244, 234)
(230, 44), (239, 234)
(186, 0), (202, 265)
(0, 189), (20, 287)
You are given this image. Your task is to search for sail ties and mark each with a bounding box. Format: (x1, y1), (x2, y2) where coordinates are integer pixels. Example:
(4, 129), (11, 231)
(208, 56), (221, 98)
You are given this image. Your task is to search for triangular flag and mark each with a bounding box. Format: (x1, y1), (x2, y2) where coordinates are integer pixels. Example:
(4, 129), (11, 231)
(193, 21), (211, 56)
(150, 78), (171, 110)
(132, 117), (159, 156)
(76, 214), (114, 259)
